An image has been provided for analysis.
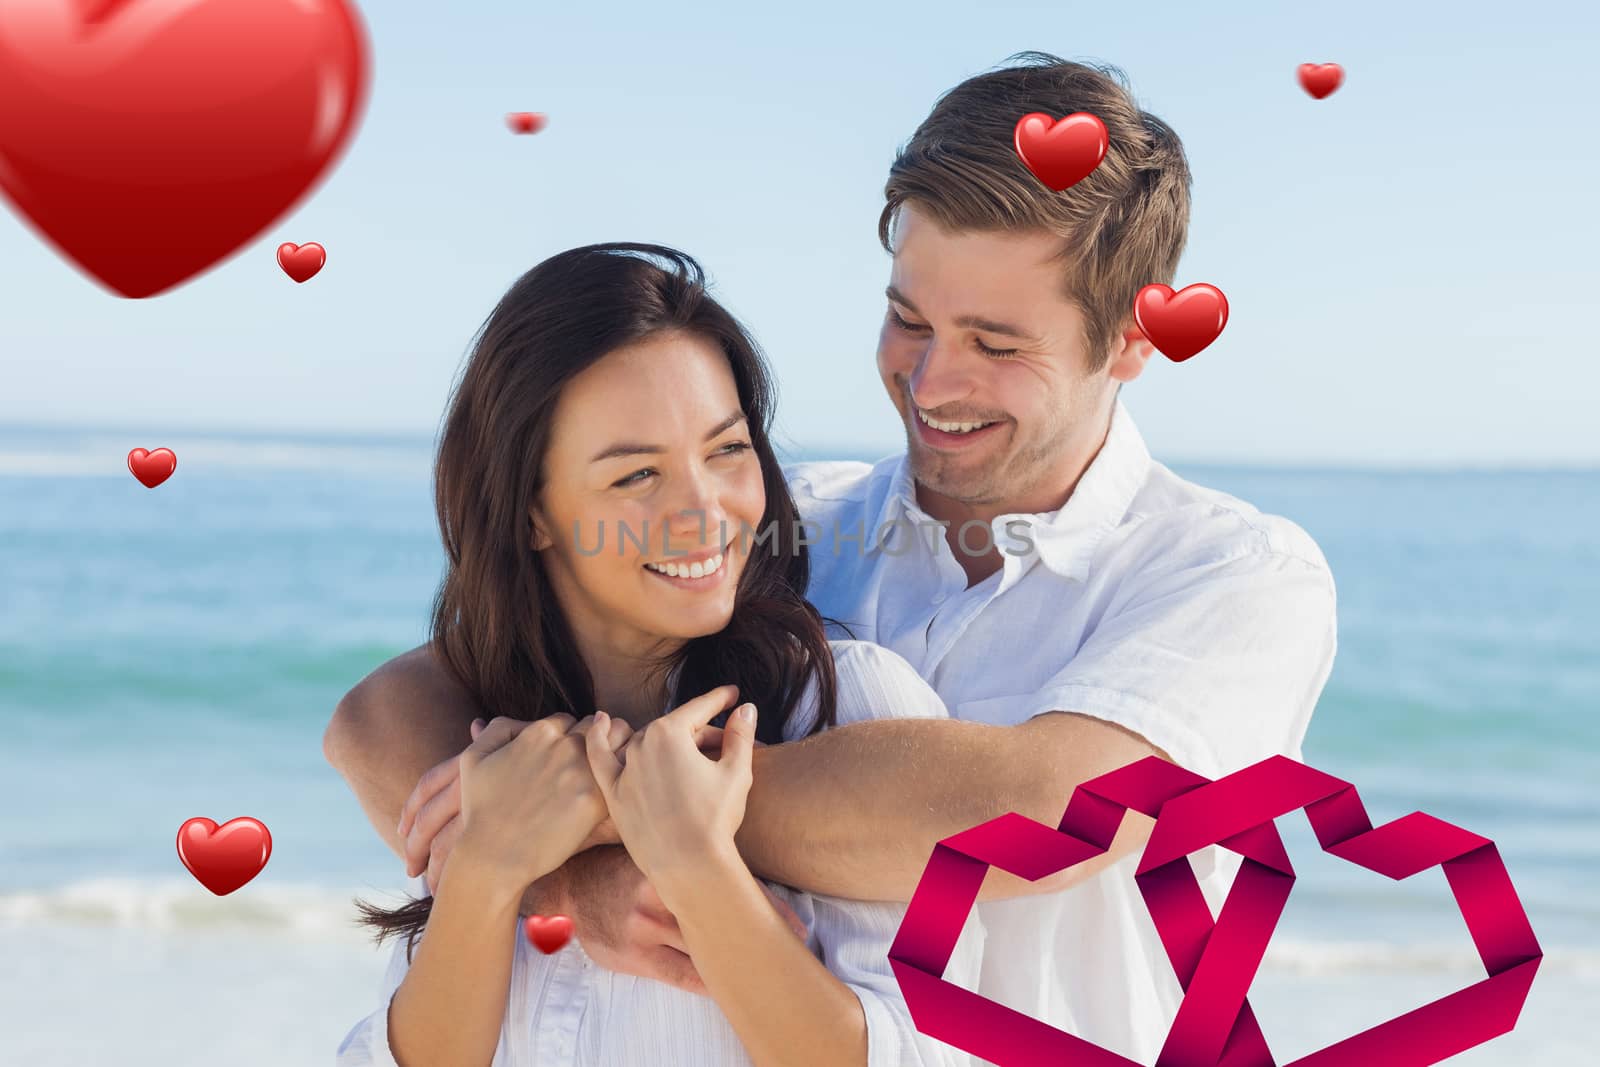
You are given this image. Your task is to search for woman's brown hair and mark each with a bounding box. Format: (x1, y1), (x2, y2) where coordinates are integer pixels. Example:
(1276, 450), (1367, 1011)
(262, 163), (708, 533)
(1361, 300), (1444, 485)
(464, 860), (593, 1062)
(357, 243), (841, 953)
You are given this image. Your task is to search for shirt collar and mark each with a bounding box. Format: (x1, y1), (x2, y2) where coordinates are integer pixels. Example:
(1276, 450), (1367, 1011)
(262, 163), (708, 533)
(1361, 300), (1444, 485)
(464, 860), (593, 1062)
(868, 397), (1151, 581)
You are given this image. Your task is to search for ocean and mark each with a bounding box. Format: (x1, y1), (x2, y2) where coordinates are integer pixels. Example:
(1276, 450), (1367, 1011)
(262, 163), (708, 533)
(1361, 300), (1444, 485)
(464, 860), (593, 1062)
(1, 423), (1595, 1065)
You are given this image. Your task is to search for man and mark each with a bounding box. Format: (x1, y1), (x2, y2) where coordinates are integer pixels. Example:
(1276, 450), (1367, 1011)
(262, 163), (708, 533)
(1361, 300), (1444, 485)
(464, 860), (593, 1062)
(324, 52), (1336, 1062)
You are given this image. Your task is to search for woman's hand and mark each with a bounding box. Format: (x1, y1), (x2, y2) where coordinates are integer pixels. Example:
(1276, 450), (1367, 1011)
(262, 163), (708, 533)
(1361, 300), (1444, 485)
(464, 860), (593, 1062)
(583, 684), (756, 900)
(452, 714), (629, 896)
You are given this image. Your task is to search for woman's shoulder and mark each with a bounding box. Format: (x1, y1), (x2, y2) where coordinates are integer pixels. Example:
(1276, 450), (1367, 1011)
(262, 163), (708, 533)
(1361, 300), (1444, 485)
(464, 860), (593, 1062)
(782, 640), (948, 740)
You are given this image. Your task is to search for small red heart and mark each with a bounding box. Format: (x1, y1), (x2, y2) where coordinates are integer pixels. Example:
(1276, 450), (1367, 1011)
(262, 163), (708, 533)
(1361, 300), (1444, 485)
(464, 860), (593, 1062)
(176, 817), (272, 896)
(524, 914), (574, 954)
(1012, 112), (1108, 192)
(277, 242), (326, 283)
(506, 112), (547, 135)
(0, 1), (369, 298)
(1134, 283), (1230, 363)
(127, 447), (177, 488)
(1298, 62), (1344, 100)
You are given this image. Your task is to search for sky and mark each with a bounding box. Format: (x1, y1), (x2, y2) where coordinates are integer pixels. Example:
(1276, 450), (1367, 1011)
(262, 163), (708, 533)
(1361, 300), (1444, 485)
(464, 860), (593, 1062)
(2, 0), (1597, 468)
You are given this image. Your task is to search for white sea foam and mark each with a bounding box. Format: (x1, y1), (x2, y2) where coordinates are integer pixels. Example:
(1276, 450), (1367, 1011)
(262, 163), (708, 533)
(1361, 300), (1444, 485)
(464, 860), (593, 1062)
(0, 435), (434, 477)
(0, 877), (413, 938)
(4, 879), (1594, 979)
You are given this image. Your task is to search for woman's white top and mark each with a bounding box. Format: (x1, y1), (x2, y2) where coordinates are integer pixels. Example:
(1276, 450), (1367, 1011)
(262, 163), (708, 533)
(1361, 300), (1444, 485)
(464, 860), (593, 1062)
(337, 639), (984, 1066)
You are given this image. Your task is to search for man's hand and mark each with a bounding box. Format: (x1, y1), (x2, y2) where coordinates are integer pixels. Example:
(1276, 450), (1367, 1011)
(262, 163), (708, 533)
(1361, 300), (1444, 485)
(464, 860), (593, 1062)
(401, 714), (631, 890)
(557, 845), (808, 997)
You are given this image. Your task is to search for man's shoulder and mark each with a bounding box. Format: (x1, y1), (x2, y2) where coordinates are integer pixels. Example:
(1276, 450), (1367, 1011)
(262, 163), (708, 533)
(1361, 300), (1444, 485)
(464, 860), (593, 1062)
(781, 456), (899, 514)
(1123, 461), (1331, 578)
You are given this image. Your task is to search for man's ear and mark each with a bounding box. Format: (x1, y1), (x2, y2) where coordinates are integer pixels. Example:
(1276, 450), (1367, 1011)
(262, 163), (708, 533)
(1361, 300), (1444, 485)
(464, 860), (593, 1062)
(1105, 319), (1155, 384)
(528, 506), (554, 552)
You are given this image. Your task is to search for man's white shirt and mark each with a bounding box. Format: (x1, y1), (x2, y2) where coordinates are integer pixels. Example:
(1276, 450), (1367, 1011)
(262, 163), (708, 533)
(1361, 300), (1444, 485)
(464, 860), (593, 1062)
(785, 397), (1338, 1062)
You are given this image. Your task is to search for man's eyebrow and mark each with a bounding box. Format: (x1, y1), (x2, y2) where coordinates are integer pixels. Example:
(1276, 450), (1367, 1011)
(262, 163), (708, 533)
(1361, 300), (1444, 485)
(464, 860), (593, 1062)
(589, 410), (748, 463)
(885, 285), (1041, 343)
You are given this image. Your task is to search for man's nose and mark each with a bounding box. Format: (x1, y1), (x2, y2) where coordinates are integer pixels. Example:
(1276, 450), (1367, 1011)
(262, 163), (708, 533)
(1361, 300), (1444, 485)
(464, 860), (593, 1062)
(908, 336), (976, 412)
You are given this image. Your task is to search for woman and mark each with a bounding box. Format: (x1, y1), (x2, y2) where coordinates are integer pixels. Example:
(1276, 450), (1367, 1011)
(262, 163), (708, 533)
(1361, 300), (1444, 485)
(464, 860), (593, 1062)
(337, 243), (981, 1066)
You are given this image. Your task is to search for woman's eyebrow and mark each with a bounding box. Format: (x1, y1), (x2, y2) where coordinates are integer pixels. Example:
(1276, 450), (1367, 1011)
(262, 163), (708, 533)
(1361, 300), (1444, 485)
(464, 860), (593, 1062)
(589, 410), (747, 463)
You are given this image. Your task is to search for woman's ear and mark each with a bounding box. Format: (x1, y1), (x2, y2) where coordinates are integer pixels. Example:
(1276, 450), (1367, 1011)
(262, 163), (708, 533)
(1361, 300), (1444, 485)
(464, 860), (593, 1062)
(528, 507), (554, 552)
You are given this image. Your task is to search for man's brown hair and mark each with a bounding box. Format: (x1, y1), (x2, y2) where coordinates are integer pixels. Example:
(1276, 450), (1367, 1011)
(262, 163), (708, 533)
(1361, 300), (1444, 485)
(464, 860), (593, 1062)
(879, 52), (1192, 371)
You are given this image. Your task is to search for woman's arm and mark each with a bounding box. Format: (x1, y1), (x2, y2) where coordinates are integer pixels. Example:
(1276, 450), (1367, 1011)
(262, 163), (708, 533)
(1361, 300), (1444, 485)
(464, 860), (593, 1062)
(655, 846), (870, 1067)
(385, 856), (522, 1067)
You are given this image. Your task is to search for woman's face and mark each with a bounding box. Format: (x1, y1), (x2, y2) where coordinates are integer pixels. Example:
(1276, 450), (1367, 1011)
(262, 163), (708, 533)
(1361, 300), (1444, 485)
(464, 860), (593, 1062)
(532, 330), (768, 657)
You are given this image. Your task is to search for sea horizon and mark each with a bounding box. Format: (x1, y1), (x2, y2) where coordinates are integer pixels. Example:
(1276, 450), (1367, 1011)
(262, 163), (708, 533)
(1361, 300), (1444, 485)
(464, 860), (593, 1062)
(2, 418), (1598, 475)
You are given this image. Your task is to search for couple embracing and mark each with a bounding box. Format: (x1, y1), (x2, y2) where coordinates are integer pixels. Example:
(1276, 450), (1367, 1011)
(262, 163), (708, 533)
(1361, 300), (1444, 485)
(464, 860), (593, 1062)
(326, 51), (1337, 1067)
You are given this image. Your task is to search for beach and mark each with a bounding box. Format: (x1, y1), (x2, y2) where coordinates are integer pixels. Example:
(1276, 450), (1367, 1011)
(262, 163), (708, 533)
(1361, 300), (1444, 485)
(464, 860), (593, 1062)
(2, 424), (1595, 1064)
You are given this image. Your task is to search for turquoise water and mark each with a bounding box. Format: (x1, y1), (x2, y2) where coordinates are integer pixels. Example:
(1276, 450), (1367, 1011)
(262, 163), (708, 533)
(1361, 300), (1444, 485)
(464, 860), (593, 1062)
(1, 425), (1596, 1062)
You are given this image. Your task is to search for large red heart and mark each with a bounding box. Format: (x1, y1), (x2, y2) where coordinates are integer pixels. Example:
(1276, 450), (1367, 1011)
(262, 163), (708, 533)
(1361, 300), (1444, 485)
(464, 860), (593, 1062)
(1013, 112), (1108, 192)
(889, 756), (1542, 1067)
(176, 817), (273, 896)
(1134, 282), (1230, 363)
(0, 1), (370, 298)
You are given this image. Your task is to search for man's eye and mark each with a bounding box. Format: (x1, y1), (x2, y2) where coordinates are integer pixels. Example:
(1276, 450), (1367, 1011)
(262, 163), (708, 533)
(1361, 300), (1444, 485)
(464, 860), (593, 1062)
(889, 308), (929, 332)
(893, 307), (1018, 359)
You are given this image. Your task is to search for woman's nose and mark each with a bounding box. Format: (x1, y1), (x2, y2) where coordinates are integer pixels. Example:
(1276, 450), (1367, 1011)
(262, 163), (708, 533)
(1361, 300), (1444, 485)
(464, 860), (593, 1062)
(660, 476), (725, 548)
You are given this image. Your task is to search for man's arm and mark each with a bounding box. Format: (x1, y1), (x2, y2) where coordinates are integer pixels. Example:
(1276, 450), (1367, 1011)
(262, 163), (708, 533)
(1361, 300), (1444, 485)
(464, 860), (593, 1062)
(736, 711), (1162, 903)
(323, 645), (478, 857)
(322, 644), (568, 916)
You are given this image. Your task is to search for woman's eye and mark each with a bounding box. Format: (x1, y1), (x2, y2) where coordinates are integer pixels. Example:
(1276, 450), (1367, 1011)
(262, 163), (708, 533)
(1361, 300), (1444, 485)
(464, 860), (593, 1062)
(613, 468), (655, 488)
(612, 443), (748, 488)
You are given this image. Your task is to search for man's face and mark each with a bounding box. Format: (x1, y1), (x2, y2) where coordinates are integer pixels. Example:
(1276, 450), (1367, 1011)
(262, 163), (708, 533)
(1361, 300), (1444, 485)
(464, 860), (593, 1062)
(876, 201), (1144, 515)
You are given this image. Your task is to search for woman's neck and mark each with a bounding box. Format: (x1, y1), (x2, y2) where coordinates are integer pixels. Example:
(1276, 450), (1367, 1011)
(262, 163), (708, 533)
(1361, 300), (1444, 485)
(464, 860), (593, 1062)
(574, 631), (684, 730)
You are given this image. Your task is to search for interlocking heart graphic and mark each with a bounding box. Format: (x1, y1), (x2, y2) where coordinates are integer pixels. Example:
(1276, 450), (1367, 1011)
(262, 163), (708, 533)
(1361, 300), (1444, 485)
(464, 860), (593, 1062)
(889, 755), (1541, 1067)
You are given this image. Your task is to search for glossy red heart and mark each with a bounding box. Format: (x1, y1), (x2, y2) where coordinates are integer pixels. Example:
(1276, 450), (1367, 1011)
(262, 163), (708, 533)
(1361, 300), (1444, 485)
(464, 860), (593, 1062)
(524, 914), (574, 954)
(127, 447), (177, 488)
(1134, 282), (1230, 363)
(277, 242), (326, 283)
(0, 1), (370, 298)
(1298, 62), (1345, 100)
(507, 112), (547, 135)
(1012, 112), (1108, 192)
(176, 817), (273, 896)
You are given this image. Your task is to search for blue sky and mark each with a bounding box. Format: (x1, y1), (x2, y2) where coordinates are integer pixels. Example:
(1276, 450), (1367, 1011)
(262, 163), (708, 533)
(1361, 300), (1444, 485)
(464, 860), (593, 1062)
(2, 0), (1596, 467)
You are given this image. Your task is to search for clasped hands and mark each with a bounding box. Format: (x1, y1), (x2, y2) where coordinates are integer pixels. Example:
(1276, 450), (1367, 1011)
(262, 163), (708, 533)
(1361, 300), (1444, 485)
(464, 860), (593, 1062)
(394, 684), (807, 995)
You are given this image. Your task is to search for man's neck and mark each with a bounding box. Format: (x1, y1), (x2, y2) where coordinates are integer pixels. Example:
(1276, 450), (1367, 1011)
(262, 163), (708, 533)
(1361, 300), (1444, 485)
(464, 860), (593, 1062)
(913, 410), (1114, 589)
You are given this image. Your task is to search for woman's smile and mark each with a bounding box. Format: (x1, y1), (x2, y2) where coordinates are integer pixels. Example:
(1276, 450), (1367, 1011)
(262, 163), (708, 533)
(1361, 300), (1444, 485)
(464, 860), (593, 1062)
(643, 547), (730, 588)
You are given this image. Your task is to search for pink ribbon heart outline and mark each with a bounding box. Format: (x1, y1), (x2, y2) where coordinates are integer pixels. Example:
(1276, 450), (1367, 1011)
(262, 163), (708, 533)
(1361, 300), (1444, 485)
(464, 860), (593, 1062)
(888, 755), (1542, 1067)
